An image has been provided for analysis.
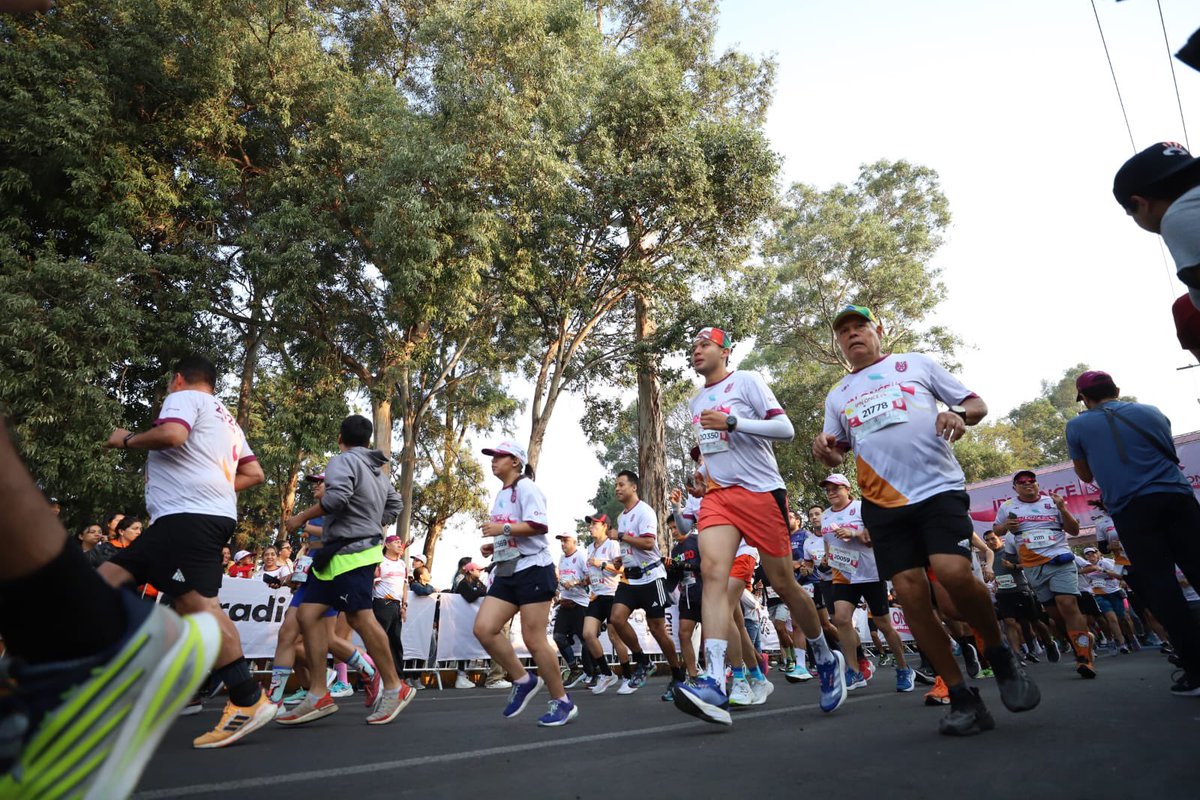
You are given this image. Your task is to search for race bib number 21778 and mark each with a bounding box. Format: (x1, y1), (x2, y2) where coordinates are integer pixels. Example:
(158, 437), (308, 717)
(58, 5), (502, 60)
(845, 385), (909, 438)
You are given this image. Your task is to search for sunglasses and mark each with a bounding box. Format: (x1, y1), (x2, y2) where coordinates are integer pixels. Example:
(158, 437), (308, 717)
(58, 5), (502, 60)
(1014, 479), (1037, 485)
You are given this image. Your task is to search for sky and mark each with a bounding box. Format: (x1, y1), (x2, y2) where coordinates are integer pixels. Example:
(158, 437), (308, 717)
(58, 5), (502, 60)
(423, 0), (1200, 586)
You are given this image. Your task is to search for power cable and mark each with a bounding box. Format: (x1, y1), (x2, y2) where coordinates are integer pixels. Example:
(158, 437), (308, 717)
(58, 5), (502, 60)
(1156, 0), (1191, 150)
(1091, 0), (1137, 151)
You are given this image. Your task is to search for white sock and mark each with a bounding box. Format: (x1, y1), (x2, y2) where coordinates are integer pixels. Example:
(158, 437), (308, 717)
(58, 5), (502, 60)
(705, 639), (728, 681)
(807, 633), (836, 666)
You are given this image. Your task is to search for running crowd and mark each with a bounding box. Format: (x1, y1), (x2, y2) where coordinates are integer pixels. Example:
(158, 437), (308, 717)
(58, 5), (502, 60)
(2, 255), (1200, 796)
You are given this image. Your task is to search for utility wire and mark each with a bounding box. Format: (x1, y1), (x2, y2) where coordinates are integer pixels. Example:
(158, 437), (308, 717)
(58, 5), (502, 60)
(1091, 0), (1137, 152)
(1156, 0), (1191, 150)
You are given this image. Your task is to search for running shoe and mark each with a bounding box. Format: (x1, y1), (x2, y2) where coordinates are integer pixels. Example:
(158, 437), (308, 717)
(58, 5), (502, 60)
(913, 666), (935, 685)
(748, 675), (774, 705)
(454, 672), (475, 689)
(194, 691), (277, 748)
(590, 674), (620, 695)
(363, 664), (382, 708)
(784, 662), (813, 682)
(485, 678), (512, 690)
(181, 696), (204, 716)
(1024, 651), (1040, 664)
(987, 646), (1040, 712)
(674, 674), (732, 726)
(330, 680), (354, 698)
(783, 658), (796, 673)
(938, 686), (995, 737)
(961, 643), (982, 679)
(616, 677), (641, 695)
(537, 697), (579, 727)
(583, 674), (599, 690)
(1129, 638), (1141, 652)
(896, 667), (915, 693)
(660, 683), (675, 702)
(728, 678), (754, 707)
(1118, 645), (1130, 655)
(282, 688), (308, 705)
(978, 667), (994, 679)
(502, 675), (544, 718)
(845, 668), (867, 691)
(0, 599), (220, 799)
(1170, 671), (1200, 697)
(858, 658), (874, 682)
(563, 666), (587, 689)
(816, 651), (848, 713)
(879, 653), (895, 667)
(924, 676), (950, 706)
(1076, 659), (1097, 679)
(1045, 640), (1061, 663)
(274, 692), (338, 726)
(366, 683), (414, 725)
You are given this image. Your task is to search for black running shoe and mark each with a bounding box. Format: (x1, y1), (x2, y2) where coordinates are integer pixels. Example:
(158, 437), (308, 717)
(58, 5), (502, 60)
(913, 667), (935, 686)
(961, 643), (982, 679)
(1045, 640), (1060, 663)
(1170, 671), (1200, 697)
(986, 645), (1041, 712)
(938, 687), (996, 737)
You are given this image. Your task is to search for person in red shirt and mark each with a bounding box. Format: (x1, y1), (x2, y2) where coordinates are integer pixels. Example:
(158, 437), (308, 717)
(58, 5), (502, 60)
(227, 550), (256, 579)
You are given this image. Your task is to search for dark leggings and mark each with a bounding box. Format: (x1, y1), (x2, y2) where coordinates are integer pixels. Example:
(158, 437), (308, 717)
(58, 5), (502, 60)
(372, 598), (404, 673)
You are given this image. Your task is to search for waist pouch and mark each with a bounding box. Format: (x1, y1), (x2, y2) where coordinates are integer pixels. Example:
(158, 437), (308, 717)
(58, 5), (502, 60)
(1050, 553), (1075, 566)
(625, 565), (648, 580)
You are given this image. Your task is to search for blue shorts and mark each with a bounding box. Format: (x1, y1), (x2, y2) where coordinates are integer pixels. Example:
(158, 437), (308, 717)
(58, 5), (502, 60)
(300, 564), (375, 613)
(487, 564), (556, 607)
(1095, 593), (1127, 617)
(289, 584), (338, 616)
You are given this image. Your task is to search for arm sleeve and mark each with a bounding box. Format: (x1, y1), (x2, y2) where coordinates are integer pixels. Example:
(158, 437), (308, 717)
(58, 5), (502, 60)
(318, 455), (355, 515)
(733, 415), (795, 440)
(673, 510), (694, 535)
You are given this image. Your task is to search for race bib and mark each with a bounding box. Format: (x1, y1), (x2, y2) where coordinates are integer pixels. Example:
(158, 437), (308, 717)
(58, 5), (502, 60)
(845, 385), (909, 438)
(493, 534), (520, 563)
(696, 423), (729, 455)
(292, 554), (313, 584)
(681, 573), (697, 588)
(995, 574), (1016, 590)
(1021, 529), (1058, 549)
(829, 547), (858, 575)
(765, 585), (779, 599)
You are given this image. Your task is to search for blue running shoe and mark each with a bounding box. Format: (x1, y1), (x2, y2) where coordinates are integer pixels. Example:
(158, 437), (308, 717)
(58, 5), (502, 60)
(502, 675), (544, 719)
(817, 650), (847, 713)
(536, 697), (578, 727)
(845, 668), (867, 691)
(673, 674), (732, 726)
(896, 667), (915, 693)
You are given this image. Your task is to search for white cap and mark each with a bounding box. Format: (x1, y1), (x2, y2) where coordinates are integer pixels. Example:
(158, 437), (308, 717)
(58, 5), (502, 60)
(820, 473), (851, 488)
(555, 532), (578, 541)
(482, 439), (528, 465)
(233, 550), (253, 562)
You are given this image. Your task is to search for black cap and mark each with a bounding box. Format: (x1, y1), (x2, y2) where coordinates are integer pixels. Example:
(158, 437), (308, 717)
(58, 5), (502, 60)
(1113, 142), (1200, 207)
(585, 513), (608, 525)
(1012, 469), (1037, 483)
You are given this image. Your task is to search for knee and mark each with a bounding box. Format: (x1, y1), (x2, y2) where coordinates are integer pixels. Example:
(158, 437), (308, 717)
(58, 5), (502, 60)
(472, 620), (494, 641)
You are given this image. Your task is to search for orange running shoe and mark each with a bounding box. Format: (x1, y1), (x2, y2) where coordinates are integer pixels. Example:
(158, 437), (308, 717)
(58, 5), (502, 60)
(924, 675), (950, 706)
(193, 691), (276, 749)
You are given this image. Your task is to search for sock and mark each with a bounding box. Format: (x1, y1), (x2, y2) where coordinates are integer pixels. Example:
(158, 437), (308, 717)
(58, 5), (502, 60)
(334, 662), (349, 684)
(0, 544), (127, 663)
(633, 651), (649, 666)
(216, 658), (262, 707)
(671, 666), (686, 682)
(807, 633), (835, 666)
(306, 689), (327, 703)
(599, 658), (612, 676)
(704, 639), (728, 681)
(748, 666), (765, 681)
(732, 666), (746, 680)
(347, 649), (375, 677)
(269, 666), (293, 703)
(620, 662), (632, 679)
(382, 686), (400, 699)
(785, 646), (796, 661)
(515, 671), (534, 686)
(553, 694), (570, 704)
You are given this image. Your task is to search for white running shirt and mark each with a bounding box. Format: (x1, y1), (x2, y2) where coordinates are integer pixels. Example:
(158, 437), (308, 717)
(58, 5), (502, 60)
(557, 550), (591, 605)
(587, 539), (621, 596)
(488, 478), (552, 572)
(690, 370), (787, 493)
(821, 500), (879, 584)
(618, 501), (665, 586)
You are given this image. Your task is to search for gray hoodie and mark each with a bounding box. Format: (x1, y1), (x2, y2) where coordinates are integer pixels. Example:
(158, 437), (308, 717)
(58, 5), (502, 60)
(319, 447), (403, 555)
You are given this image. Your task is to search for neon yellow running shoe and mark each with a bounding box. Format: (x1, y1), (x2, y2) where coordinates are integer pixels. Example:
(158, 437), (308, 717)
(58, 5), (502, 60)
(0, 592), (221, 799)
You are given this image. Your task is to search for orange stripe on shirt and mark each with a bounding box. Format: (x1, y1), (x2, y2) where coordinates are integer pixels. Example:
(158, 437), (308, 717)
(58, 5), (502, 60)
(855, 456), (908, 508)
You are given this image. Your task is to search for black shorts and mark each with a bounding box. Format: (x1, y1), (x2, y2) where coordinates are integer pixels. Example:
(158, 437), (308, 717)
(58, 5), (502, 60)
(487, 564), (557, 607)
(553, 602), (587, 638)
(585, 594), (615, 621)
(107, 513), (234, 598)
(1077, 592), (1102, 617)
(861, 490), (974, 580)
(830, 581), (889, 617)
(302, 564), (375, 612)
(613, 578), (668, 619)
(678, 587), (703, 622)
(995, 591), (1039, 622)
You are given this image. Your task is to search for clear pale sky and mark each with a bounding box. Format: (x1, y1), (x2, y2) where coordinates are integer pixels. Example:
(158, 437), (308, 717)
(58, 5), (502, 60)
(427, 0), (1200, 585)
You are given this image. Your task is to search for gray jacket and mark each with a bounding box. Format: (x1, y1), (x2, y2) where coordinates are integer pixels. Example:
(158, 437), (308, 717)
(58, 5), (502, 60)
(319, 447), (403, 555)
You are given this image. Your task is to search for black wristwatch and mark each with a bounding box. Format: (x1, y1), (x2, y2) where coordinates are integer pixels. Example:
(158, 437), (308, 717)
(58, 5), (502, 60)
(726, 415), (738, 432)
(949, 405), (968, 422)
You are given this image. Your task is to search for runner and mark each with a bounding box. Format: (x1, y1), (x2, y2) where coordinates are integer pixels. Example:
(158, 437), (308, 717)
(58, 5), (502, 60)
(666, 503), (703, 683)
(280, 415), (414, 726)
(582, 513), (628, 693)
(983, 530), (1053, 664)
(993, 470), (1095, 678)
(98, 355), (276, 749)
(553, 532), (591, 688)
(470, 440), (578, 726)
(771, 508), (814, 682)
(1080, 547), (1130, 653)
(675, 326), (845, 726)
(608, 470), (687, 695)
(820, 474), (915, 692)
(801, 506), (842, 649)
(814, 307), (1038, 736)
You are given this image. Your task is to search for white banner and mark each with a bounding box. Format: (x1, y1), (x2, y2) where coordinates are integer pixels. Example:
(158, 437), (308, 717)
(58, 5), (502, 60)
(434, 593), (490, 661)
(400, 593), (437, 662)
(852, 606), (914, 643)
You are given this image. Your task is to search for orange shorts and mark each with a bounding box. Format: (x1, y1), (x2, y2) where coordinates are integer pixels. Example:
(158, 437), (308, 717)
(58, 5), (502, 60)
(697, 485), (790, 558)
(730, 554), (757, 589)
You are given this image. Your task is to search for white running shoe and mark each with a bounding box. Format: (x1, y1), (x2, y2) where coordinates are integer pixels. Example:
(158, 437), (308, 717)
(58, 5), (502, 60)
(329, 680), (354, 698)
(748, 676), (774, 705)
(616, 678), (639, 695)
(454, 672), (475, 689)
(484, 678), (512, 689)
(728, 679), (755, 707)
(590, 674), (620, 695)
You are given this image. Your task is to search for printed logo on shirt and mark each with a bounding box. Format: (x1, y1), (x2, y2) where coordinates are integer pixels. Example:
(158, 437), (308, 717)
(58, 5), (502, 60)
(896, 361), (907, 372)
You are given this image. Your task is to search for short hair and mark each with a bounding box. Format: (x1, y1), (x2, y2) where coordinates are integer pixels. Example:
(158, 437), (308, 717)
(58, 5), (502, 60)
(616, 470), (640, 491)
(340, 414), (373, 448)
(1080, 382), (1119, 403)
(115, 516), (139, 534)
(174, 355), (217, 388)
(806, 504), (824, 513)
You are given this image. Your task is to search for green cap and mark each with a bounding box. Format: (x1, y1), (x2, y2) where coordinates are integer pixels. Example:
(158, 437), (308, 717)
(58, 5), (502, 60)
(832, 304), (879, 329)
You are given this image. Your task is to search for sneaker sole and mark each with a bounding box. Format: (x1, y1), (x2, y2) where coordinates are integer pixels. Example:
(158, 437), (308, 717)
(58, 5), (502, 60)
(819, 651), (848, 713)
(367, 687), (416, 725)
(938, 715), (996, 736)
(274, 702), (340, 727)
(502, 677), (544, 718)
(82, 609), (222, 797)
(1077, 663), (1097, 679)
(673, 684), (733, 726)
(537, 705), (580, 727)
(616, 686), (639, 695)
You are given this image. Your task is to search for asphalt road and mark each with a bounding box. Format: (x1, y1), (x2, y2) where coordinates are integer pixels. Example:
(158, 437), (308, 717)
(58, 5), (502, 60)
(134, 650), (1197, 800)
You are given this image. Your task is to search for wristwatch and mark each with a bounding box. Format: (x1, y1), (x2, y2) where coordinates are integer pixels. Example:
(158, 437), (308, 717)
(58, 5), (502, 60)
(949, 405), (968, 422)
(502, 523), (512, 536)
(726, 415), (738, 432)
(616, 531), (625, 542)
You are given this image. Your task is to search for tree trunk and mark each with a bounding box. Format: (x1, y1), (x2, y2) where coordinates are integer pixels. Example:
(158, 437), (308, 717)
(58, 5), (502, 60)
(371, 388), (393, 471)
(234, 315), (262, 431)
(395, 366), (418, 541)
(278, 466), (300, 542)
(634, 292), (669, 554)
(423, 520), (445, 575)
